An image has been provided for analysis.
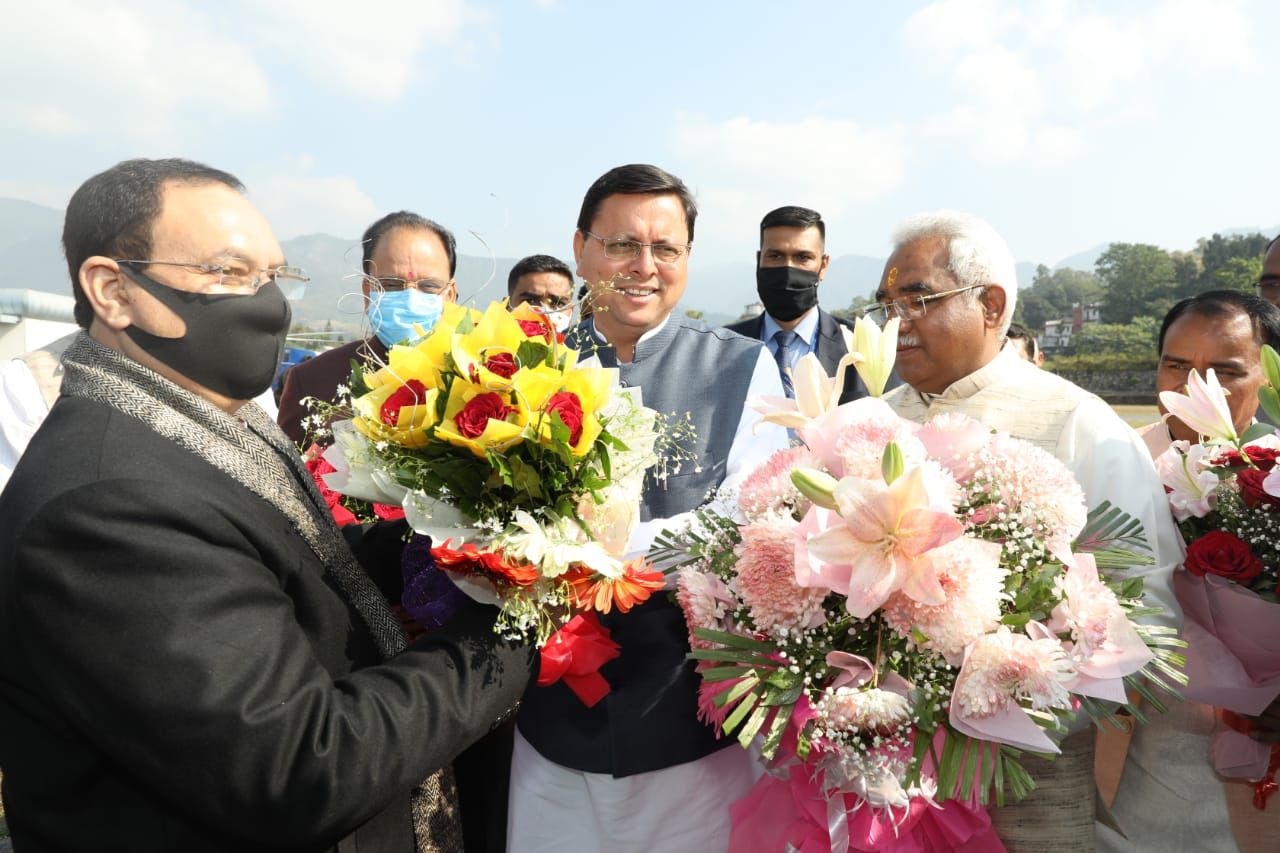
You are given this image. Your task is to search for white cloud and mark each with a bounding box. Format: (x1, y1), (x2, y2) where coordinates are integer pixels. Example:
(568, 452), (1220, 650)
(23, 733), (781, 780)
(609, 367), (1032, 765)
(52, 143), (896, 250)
(1, 1), (272, 140)
(673, 114), (906, 211)
(905, 0), (1260, 163)
(251, 0), (469, 100)
(251, 173), (381, 240)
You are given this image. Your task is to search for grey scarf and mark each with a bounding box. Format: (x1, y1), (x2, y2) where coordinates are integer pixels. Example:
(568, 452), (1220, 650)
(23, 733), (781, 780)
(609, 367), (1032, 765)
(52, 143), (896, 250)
(60, 332), (461, 852)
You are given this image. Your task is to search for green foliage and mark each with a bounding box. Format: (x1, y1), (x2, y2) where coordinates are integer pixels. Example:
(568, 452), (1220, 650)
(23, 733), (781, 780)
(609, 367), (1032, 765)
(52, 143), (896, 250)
(1064, 316), (1158, 359)
(1016, 265), (1103, 330)
(1096, 243), (1177, 324)
(684, 308), (705, 320)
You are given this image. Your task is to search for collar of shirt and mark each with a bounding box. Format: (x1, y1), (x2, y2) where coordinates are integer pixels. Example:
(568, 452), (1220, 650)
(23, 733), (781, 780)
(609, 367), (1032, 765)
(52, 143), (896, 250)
(762, 308), (820, 363)
(912, 341), (1021, 405)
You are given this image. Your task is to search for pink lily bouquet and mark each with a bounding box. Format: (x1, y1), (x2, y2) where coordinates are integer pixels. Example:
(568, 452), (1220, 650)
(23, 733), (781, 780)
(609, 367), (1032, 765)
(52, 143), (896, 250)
(654, 318), (1183, 851)
(1153, 349), (1280, 807)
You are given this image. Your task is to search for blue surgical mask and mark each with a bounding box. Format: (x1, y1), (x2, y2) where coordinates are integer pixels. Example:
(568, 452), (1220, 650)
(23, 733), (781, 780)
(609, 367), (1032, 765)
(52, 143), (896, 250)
(367, 289), (444, 347)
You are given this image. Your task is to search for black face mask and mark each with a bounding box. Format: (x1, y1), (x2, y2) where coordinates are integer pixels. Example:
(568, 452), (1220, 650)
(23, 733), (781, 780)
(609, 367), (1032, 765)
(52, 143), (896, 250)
(756, 265), (820, 322)
(121, 265), (292, 400)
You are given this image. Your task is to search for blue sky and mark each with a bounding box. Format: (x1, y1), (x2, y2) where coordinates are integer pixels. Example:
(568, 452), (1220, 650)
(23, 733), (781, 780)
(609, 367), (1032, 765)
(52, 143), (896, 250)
(2, 0), (1276, 282)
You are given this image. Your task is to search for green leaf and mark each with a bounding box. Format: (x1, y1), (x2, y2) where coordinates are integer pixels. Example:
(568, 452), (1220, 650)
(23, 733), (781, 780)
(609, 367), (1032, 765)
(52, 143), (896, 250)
(722, 692), (759, 736)
(714, 675), (761, 708)
(348, 360), (371, 397)
(1262, 344), (1280, 389)
(737, 701), (773, 748)
(760, 703), (793, 758)
(1260, 387), (1280, 426)
(688, 648), (779, 666)
(1241, 421), (1277, 443)
(694, 628), (778, 652)
(517, 339), (550, 368)
(699, 665), (754, 682)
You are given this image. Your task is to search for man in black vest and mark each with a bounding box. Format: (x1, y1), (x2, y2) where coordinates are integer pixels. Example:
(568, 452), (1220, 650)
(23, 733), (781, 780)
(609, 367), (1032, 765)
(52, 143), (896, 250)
(509, 165), (789, 850)
(0, 158), (535, 852)
(728, 205), (894, 402)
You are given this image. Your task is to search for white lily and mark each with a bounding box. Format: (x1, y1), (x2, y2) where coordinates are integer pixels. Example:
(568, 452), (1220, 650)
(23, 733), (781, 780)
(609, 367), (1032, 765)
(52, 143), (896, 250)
(843, 315), (899, 398)
(1158, 368), (1238, 443)
(748, 352), (846, 430)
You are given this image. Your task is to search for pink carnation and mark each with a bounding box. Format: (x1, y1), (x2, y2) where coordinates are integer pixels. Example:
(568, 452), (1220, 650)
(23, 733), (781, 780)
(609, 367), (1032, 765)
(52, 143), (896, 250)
(675, 568), (740, 649)
(738, 445), (822, 522)
(832, 418), (927, 482)
(915, 413), (992, 483)
(735, 521), (828, 633)
(881, 537), (1007, 665)
(965, 434), (1087, 562)
(952, 626), (1075, 719)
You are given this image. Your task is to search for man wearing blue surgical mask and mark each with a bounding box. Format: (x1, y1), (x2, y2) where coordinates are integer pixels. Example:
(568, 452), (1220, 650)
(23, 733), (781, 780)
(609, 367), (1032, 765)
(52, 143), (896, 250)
(277, 211), (457, 445)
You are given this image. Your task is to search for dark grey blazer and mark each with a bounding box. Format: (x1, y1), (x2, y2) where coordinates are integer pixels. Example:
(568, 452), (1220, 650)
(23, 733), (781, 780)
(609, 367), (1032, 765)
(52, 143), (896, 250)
(0, 395), (534, 852)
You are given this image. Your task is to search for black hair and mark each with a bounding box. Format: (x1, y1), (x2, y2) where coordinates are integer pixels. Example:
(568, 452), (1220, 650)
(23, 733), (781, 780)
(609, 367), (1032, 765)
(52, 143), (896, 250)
(1158, 289), (1280, 353)
(1005, 321), (1039, 359)
(361, 211), (457, 278)
(576, 164), (697, 243)
(507, 254), (573, 296)
(760, 205), (825, 245)
(62, 158), (245, 328)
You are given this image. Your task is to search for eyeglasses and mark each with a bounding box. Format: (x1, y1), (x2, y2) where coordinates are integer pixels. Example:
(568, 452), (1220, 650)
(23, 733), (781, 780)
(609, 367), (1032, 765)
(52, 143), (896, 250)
(115, 259), (309, 298)
(583, 231), (690, 265)
(864, 284), (986, 325)
(365, 275), (451, 294)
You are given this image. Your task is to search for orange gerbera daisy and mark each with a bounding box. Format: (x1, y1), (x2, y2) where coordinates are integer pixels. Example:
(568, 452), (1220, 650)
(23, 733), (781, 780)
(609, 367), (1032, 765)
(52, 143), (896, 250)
(431, 540), (540, 587)
(565, 559), (665, 614)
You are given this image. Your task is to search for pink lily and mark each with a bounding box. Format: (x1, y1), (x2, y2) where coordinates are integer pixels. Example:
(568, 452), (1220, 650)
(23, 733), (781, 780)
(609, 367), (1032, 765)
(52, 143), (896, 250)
(798, 465), (964, 618)
(1159, 368), (1238, 443)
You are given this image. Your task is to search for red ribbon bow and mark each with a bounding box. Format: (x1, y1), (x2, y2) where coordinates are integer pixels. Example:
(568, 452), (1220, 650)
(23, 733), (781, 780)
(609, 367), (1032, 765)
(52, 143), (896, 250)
(1222, 710), (1280, 810)
(537, 613), (620, 707)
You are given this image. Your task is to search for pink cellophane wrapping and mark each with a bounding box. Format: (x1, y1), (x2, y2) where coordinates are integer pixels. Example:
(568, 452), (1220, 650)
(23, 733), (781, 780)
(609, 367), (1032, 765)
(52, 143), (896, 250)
(1175, 570), (1280, 779)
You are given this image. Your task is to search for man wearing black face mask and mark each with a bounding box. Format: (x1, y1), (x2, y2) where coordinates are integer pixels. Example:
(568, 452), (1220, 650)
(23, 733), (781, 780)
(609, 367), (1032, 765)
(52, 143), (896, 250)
(727, 205), (894, 403)
(0, 158), (536, 853)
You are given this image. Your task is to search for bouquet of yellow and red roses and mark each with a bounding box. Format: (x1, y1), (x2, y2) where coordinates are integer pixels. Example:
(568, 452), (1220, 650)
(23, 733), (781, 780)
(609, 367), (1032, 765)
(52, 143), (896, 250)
(320, 299), (671, 705)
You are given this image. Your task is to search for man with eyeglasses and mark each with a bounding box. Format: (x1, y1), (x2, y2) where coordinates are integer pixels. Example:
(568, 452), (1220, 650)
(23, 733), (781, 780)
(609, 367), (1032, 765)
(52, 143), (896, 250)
(277, 211), (458, 445)
(509, 164), (789, 851)
(875, 210), (1180, 851)
(727, 205), (892, 401)
(0, 159), (535, 853)
(1258, 234), (1280, 308)
(506, 253), (575, 333)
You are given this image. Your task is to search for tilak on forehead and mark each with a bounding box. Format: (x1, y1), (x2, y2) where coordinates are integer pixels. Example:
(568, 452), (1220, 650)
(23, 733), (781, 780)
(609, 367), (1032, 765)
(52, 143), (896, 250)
(887, 266), (899, 288)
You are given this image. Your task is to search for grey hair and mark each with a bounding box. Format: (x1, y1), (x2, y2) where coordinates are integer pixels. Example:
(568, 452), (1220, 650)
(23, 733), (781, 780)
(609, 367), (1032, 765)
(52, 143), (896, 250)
(890, 210), (1018, 335)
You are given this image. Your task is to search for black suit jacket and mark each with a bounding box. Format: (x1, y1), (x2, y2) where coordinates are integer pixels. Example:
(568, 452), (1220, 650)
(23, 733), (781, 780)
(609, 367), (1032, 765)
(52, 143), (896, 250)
(0, 396), (534, 852)
(725, 308), (900, 403)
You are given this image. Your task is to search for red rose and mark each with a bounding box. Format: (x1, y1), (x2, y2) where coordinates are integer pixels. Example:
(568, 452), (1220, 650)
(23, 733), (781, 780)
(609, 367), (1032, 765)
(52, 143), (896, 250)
(380, 379), (428, 426)
(1184, 530), (1264, 584)
(1237, 468), (1280, 510)
(1217, 447), (1280, 471)
(454, 392), (513, 438)
(518, 318), (552, 343)
(484, 352), (519, 378)
(545, 391), (585, 445)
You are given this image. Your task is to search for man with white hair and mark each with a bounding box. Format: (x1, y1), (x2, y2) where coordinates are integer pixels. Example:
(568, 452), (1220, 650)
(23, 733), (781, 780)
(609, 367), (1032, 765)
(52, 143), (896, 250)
(873, 211), (1181, 851)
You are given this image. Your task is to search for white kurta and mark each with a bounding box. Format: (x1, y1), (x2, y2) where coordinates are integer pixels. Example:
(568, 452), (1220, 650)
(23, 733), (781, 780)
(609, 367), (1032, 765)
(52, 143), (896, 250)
(507, 338), (789, 853)
(886, 346), (1184, 852)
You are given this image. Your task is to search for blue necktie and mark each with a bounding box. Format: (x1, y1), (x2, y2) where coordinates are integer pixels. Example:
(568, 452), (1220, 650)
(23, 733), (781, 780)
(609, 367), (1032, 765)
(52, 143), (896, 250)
(772, 329), (796, 398)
